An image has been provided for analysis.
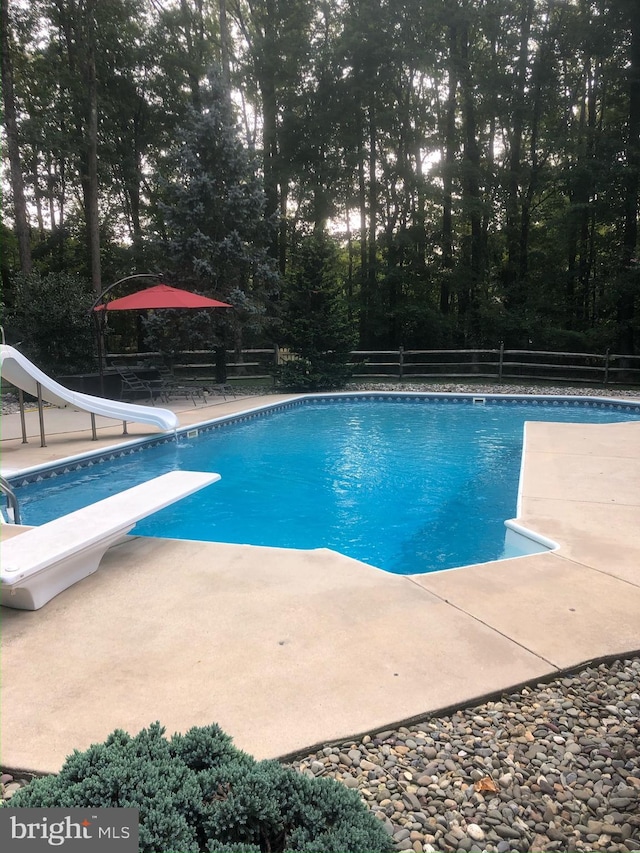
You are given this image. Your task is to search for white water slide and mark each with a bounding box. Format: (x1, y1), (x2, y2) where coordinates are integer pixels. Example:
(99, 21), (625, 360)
(0, 345), (179, 432)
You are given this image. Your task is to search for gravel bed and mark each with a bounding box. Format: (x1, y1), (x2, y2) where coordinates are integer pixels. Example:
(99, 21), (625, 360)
(346, 383), (640, 399)
(286, 657), (640, 853)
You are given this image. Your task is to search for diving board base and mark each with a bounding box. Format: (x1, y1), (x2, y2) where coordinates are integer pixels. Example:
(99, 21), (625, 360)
(1, 471), (220, 610)
(2, 526), (134, 610)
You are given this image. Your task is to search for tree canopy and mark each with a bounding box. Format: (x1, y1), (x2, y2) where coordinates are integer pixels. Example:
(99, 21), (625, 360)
(1, 0), (639, 366)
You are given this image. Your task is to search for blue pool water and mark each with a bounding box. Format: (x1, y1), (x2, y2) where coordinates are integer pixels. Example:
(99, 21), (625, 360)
(10, 396), (640, 574)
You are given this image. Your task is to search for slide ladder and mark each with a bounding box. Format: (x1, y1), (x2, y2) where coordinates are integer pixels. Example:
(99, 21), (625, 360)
(0, 476), (21, 524)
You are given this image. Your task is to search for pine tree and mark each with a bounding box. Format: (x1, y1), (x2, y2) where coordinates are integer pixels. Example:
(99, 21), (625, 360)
(277, 232), (356, 390)
(156, 71), (280, 349)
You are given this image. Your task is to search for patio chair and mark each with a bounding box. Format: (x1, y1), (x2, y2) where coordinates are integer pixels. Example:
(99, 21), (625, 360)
(204, 382), (237, 401)
(113, 366), (156, 404)
(150, 364), (201, 407)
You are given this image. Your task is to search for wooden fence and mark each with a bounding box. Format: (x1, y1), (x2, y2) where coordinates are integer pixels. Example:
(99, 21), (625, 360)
(109, 345), (640, 387)
(109, 348), (277, 382)
(349, 346), (640, 386)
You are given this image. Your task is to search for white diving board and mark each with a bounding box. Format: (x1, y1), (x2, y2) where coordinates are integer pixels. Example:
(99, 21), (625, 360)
(1, 471), (220, 610)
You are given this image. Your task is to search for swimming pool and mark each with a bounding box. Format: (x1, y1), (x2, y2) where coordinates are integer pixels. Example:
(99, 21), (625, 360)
(8, 393), (640, 574)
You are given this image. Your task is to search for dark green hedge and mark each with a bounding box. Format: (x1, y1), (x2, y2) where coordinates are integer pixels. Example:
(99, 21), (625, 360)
(273, 357), (356, 391)
(5, 722), (394, 853)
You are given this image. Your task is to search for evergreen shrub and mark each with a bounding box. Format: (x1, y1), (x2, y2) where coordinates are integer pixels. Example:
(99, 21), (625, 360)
(276, 233), (357, 392)
(5, 722), (393, 853)
(3, 271), (95, 375)
(274, 356), (356, 391)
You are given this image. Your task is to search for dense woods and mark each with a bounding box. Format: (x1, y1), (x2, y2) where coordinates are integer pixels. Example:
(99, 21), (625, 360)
(1, 0), (639, 371)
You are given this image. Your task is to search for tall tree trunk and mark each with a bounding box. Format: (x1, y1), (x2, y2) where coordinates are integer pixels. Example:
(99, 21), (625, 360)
(55, 0), (101, 291)
(279, 181), (288, 275)
(413, 138), (427, 275)
(457, 18), (484, 333)
(31, 154), (45, 238)
(357, 110), (368, 343)
(345, 196), (354, 323)
(578, 58), (598, 320)
(567, 54), (595, 328)
(260, 0), (279, 230)
(440, 22), (458, 315)
(1, 0), (32, 273)
(617, 1), (640, 352)
(482, 23), (499, 300)
(505, 0), (533, 309)
(46, 156), (57, 232)
(219, 0), (231, 92)
(179, 0), (203, 110)
(84, 0), (101, 296)
(128, 181), (143, 264)
(519, 7), (551, 286)
(367, 100), (378, 339)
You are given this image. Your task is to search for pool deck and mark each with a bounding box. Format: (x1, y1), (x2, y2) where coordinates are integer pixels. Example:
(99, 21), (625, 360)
(1, 394), (640, 775)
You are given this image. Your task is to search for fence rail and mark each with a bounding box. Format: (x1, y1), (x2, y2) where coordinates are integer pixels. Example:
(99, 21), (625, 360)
(107, 345), (640, 387)
(349, 346), (640, 386)
(108, 348), (277, 381)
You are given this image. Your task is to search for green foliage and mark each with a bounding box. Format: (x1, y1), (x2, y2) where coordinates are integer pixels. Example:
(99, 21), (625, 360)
(274, 357), (355, 392)
(5, 722), (393, 853)
(276, 233), (356, 391)
(3, 272), (95, 374)
(5, 0), (640, 352)
(0, 219), (20, 277)
(156, 71), (280, 347)
(141, 308), (224, 365)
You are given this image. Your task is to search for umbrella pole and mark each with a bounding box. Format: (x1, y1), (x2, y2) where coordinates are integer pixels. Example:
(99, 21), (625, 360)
(93, 311), (105, 397)
(88, 273), (163, 398)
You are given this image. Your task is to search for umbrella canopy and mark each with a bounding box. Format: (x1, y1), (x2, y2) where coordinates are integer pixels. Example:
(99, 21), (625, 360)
(95, 284), (232, 311)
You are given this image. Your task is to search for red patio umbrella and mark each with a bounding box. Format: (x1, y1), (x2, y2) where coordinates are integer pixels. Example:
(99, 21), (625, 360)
(94, 283), (232, 311)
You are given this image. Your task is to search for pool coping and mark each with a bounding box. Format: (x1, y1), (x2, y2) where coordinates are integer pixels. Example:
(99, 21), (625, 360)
(2, 392), (640, 775)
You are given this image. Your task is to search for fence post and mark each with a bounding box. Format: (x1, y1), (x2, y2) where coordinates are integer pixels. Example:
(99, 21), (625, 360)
(498, 341), (504, 380)
(273, 343), (280, 366)
(604, 348), (610, 385)
(399, 346), (404, 381)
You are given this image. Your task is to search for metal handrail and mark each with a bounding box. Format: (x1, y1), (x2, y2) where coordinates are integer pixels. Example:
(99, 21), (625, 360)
(0, 476), (21, 524)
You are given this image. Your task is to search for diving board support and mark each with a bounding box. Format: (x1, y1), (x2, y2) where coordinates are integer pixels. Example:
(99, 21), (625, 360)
(0, 471), (220, 611)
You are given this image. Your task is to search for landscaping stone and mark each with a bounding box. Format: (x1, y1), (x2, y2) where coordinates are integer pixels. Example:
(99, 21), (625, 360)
(285, 657), (640, 853)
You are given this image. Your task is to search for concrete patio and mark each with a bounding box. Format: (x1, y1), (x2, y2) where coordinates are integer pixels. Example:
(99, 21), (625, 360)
(1, 394), (639, 775)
